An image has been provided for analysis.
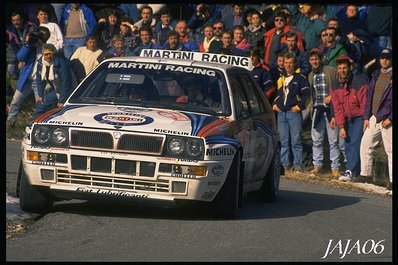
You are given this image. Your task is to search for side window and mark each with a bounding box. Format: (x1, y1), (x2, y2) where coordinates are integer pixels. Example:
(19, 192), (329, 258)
(229, 75), (249, 118)
(237, 74), (265, 114)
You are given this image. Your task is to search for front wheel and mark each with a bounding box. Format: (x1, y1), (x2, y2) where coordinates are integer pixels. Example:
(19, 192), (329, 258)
(208, 151), (241, 219)
(260, 144), (281, 202)
(19, 162), (53, 214)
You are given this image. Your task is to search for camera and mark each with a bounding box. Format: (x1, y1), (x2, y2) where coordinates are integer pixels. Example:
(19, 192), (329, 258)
(26, 26), (50, 46)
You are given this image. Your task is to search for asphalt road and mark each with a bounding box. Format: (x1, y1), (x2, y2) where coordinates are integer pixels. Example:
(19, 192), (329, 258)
(6, 140), (393, 262)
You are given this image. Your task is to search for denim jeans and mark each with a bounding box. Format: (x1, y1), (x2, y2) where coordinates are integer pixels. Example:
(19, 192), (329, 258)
(7, 79), (38, 122)
(33, 90), (59, 119)
(278, 111), (303, 168)
(311, 109), (340, 169)
(64, 37), (86, 59)
(344, 116), (364, 176)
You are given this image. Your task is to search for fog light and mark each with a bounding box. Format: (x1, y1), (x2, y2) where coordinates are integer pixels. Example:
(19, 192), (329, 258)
(189, 166), (207, 176)
(27, 151), (39, 161)
(172, 181), (186, 193)
(41, 169), (55, 181)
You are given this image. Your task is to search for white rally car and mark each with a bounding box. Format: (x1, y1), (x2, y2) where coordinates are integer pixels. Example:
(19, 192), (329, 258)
(17, 52), (281, 218)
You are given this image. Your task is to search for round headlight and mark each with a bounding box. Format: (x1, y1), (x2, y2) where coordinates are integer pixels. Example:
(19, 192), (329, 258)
(168, 138), (185, 155)
(52, 128), (67, 145)
(186, 139), (203, 157)
(33, 126), (51, 144)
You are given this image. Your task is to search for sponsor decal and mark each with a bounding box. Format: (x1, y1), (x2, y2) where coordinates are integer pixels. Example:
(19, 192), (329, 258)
(153, 128), (189, 136)
(201, 191), (216, 200)
(177, 159), (198, 163)
(118, 107), (152, 112)
(94, 112), (153, 126)
(206, 148), (235, 156)
(48, 121), (83, 125)
(76, 187), (149, 199)
(32, 161), (55, 165)
(99, 151), (128, 156)
(157, 111), (189, 121)
(140, 49), (253, 71)
(107, 61), (216, 77)
(157, 157), (176, 161)
(211, 164), (224, 176)
(208, 180), (221, 186)
(171, 173), (197, 179)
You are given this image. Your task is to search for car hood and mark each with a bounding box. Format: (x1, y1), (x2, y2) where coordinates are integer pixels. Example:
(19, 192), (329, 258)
(35, 105), (233, 137)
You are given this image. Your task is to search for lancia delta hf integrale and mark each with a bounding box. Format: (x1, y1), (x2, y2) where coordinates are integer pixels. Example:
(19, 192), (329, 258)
(17, 52), (281, 218)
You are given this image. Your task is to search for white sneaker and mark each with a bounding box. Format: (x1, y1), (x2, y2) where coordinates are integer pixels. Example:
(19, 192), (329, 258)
(339, 170), (353, 182)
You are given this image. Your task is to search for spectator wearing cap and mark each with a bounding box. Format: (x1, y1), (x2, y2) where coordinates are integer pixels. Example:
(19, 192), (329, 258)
(330, 55), (368, 182)
(33, 43), (73, 118)
(307, 49), (341, 178)
(272, 52), (311, 173)
(318, 27), (348, 69)
(249, 49), (274, 101)
(360, 48), (392, 187)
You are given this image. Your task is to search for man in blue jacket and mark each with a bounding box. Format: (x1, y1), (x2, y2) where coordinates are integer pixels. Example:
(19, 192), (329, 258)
(6, 26), (50, 131)
(33, 43), (73, 118)
(360, 48), (392, 188)
(272, 52), (311, 173)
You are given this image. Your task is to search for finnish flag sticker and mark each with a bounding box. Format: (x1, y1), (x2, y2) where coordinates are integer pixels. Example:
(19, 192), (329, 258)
(119, 74), (131, 81)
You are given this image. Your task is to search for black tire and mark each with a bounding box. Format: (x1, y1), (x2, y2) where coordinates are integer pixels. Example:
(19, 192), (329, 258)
(19, 164), (53, 214)
(260, 144), (281, 202)
(209, 151), (241, 219)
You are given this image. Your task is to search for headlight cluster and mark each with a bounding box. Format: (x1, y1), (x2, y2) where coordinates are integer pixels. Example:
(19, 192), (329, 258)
(32, 125), (69, 147)
(166, 136), (204, 159)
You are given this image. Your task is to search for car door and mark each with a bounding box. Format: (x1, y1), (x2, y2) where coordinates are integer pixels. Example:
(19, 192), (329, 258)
(231, 71), (276, 182)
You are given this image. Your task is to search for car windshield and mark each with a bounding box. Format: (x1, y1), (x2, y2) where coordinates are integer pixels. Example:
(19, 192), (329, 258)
(68, 61), (231, 116)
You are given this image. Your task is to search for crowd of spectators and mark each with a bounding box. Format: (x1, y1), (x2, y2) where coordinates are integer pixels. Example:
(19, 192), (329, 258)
(5, 3), (392, 187)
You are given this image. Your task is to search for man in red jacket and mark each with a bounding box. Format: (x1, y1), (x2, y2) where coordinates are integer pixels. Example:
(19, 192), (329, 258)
(330, 55), (368, 181)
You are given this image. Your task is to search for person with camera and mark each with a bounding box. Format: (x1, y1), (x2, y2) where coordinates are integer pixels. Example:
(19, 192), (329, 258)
(6, 26), (50, 132)
(33, 43), (73, 119)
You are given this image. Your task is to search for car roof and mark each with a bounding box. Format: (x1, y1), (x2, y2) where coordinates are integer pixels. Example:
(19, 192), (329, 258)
(101, 56), (247, 72)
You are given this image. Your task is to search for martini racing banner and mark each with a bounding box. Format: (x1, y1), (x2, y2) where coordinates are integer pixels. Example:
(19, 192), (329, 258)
(140, 49), (253, 71)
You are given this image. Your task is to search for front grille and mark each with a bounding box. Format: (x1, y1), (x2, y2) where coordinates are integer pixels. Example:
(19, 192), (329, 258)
(57, 170), (169, 192)
(118, 134), (163, 154)
(71, 155), (156, 177)
(71, 130), (113, 149)
(70, 130), (164, 155)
